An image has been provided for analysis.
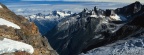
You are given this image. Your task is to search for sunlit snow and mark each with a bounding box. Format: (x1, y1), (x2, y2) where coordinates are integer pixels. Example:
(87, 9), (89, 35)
(110, 14), (121, 21)
(0, 5), (3, 8)
(90, 15), (98, 18)
(0, 38), (34, 54)
(57, 11), (71, 17)
(0, 18), (21, 29)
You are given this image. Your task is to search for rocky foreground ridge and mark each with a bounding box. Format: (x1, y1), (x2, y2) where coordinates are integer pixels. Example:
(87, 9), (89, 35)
(0, 3), (58, 55)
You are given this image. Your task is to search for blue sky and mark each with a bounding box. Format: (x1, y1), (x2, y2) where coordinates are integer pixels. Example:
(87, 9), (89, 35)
(0, 0), (144, 7)
(1, 0), (144, 3)
(0, 0), (92, 5)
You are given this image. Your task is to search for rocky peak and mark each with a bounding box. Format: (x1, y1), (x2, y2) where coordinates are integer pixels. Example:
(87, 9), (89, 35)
(0, 3), (58, 55)
(105, 9), (115, 16)
(115, 1), (142, 16)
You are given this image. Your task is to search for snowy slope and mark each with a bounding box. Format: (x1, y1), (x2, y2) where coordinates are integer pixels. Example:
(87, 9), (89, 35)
(0, 18), (21, 29)
(80, 36), (144, 55)
(57, 11), (71, 17)
(0, 38), (34, 54)
(109, 14), (122, 21)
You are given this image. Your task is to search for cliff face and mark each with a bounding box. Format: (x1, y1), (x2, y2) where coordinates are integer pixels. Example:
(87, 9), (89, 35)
(0, 3), (58, 55)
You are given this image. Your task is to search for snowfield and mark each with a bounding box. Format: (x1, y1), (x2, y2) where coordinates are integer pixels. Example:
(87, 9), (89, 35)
(57, 11), (71, 17)
(0, 18), (21, 29)
(110, 14), (122, 21)
(0, 38), (34, 54)
(80, 37), (144, 55)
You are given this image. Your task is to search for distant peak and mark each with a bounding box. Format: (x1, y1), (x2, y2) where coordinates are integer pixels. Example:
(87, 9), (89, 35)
(132, 1), (141, 6)
(135, 1), (140, 4)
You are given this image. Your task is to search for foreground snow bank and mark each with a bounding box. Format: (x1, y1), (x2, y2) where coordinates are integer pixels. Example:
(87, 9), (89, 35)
(0, 18), (21, 29)
(0, 38), (34, 54)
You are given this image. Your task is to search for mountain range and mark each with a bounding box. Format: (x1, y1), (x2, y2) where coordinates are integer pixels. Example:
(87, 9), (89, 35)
(25, 10), (73, 35)
(44, 1), (144, 55)
(0, 1), (144, 55)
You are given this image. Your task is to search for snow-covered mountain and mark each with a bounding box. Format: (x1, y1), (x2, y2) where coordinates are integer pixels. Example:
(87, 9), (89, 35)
(26, 10), (73, 21)
(44, 1), (144, 55)
(25, 10), (73, 35)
